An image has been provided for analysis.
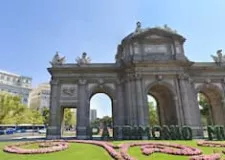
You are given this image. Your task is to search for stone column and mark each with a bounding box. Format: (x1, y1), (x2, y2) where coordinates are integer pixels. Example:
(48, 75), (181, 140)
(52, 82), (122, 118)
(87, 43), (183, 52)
(178, 74), (203, 138)
(124, 77), (132, 125)
(47, 79), (62, 139)
(174, 78), (185, 125)
(115, 80), (124, 126)
(77, 79), (89, 139)
(130, 75), (138, 126)
(219, 79), (225, 126)
(173, 95), (182, 126)
(135, 75), (145, 126)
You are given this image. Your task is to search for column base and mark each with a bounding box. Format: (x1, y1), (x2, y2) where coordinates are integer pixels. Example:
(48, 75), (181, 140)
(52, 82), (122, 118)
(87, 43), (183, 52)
(46, 126), (61, 139)
(76, 126), (90, 140)
(190, 126), (204, 139)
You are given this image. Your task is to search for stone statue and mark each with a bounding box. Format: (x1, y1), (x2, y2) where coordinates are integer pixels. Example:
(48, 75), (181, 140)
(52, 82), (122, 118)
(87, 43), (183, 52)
(49, 52), (65, 66)
(163, 24), (177, 33)
(211, 49), (225, 66)
(135, 21), (142, 32)
(76, 52), (91, 65)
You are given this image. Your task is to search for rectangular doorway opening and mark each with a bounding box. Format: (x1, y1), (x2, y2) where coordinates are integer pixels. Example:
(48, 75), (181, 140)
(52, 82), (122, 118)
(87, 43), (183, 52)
(61, 108), (77, 138)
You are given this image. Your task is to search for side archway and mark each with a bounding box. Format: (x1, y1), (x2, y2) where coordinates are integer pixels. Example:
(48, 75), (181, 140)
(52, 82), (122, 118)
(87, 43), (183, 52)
(196, 84), (225, 125)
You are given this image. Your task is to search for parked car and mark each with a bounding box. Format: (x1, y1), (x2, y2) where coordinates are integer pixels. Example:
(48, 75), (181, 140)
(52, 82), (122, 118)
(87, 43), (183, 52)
(0, 130), (4, 135)
(5, 128), (16, 135)
(15, 129), (26, 133)
(38, 129), (46, 134)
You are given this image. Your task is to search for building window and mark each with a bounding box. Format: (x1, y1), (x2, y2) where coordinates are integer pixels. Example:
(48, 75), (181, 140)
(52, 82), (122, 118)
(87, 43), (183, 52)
(7, 77), (10, 81)
(23, 98), (27, 103)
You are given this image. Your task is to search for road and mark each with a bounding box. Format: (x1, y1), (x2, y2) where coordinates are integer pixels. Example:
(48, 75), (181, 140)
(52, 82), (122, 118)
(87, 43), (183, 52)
(0, 132), (45, 141)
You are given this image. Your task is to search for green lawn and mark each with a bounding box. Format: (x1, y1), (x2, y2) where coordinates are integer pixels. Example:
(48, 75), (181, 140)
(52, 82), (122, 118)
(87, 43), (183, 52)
(0, 140), (224, 160)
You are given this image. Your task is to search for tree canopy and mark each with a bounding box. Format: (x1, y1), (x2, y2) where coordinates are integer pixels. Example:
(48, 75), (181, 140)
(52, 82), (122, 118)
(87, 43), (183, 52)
(148, 101), (159, 126)
(0, 92), (43, 124)
(198, 93), (212, 125)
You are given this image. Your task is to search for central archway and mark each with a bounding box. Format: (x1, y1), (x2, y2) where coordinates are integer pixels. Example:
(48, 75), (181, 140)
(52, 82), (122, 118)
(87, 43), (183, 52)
(88, 85), (116, 138)
(147, 83), (178, 126)
(90, 93), (113, 137)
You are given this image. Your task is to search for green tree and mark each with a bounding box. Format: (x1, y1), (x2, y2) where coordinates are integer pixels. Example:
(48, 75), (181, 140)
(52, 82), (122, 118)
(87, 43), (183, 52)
(148, 102), (159, 126)
(101, 116), (112, 127)
(0, 92), (44, 124)
(0, 92), (26, 124)
(63, 109), (76, 129)
(91, 118), (101, 127)
(198, 93), (212, 125)
(42, 107), (49, 126)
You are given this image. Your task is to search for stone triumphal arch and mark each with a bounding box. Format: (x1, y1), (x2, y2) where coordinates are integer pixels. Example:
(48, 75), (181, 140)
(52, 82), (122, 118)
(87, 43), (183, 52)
(47, 23), (225, 139)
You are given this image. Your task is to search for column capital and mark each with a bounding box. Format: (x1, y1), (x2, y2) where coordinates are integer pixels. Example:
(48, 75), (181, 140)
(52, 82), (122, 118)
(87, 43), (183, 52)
(78, 79), (87, 85)
(177, 73), (189, 80)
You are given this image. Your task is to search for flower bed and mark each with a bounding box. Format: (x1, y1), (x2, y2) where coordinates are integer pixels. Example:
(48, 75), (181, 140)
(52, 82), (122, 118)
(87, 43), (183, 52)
(3, 140), (225, 160)
(189, 153), (221, 160)
(3, 140), (68, 154)
(119, 142), (202, 160)
(197, 141), (225, 155)
(197, 141), (225, 148)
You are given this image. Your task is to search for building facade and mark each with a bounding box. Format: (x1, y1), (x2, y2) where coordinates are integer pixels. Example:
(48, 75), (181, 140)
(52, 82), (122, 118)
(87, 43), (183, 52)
(28, 83), (50, 111)
(90, 109), (97, 122)
(0, 70), (32, 104)
(46, 23), (225, 140)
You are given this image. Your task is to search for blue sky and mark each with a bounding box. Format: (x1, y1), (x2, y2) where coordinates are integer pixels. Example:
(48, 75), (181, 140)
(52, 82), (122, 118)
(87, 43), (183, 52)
(0, 0), (225, 118)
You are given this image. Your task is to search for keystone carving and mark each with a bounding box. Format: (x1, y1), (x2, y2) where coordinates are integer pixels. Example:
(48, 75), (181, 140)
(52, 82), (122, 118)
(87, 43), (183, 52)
(156, 75), (163, 81)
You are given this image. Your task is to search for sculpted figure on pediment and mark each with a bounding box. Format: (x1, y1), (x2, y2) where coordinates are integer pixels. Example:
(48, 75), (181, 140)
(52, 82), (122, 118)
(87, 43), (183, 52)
(76, 52), (91, 65)
(50, 52), (65, 66)
(211, 49), (225, 66)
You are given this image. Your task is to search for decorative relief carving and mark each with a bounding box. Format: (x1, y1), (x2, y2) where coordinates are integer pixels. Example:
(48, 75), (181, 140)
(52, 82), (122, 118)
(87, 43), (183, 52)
(178, 73), (190, 80)
(204, 78), (211, 84)
(61, 84), (77, 97)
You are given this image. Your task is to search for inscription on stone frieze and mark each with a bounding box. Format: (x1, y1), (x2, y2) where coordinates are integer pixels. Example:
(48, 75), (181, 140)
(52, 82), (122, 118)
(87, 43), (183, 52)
(143, 44), (167, 54)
